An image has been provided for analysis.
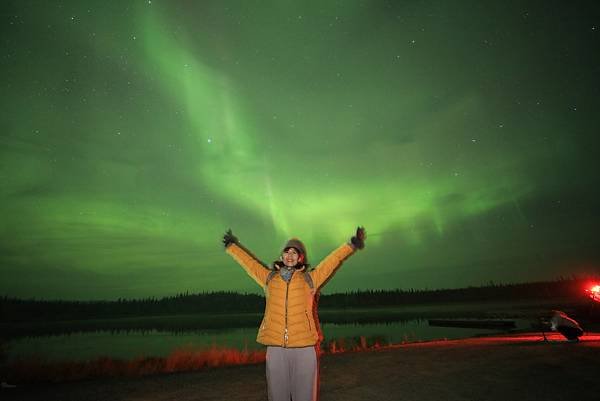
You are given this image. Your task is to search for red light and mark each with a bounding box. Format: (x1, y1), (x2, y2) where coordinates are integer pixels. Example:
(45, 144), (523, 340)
(586, 283), (600, 302)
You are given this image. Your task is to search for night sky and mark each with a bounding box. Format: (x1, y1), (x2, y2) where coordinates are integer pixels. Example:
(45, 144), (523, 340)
(1, 1), (599, 300)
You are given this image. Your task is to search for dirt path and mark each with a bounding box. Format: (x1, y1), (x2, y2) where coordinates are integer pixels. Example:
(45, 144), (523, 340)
(4, 333), (600, 401)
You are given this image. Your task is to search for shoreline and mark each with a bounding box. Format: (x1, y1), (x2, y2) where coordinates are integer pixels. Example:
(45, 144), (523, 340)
(0, 325), (561, 385)
(3, 332), (600, 400)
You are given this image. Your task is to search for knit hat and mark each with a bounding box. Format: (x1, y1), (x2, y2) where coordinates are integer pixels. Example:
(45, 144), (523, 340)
(282, 238), (308, 265)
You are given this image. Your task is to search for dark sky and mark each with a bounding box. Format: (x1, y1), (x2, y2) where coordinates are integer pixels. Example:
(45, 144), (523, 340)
(1, 0), (599, 300)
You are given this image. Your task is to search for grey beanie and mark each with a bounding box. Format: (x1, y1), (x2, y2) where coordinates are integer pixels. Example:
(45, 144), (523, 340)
(283, 238), (308, 264)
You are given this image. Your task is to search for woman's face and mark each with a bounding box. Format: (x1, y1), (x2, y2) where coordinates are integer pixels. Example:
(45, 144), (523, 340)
(282, 247), (300, 267)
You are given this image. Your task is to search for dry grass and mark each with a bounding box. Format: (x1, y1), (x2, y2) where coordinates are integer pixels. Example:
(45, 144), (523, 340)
(323, 335), (387, 354)
(1, 336), (393, 384)
(2, 346), (266, 384)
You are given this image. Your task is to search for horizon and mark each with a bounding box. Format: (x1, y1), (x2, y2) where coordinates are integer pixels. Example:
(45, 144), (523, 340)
(1, 1), (599, 300)
(2, 275), (592, 303)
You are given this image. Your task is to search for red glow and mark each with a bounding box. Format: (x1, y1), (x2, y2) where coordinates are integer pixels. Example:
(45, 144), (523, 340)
(585, 283), (600, 303)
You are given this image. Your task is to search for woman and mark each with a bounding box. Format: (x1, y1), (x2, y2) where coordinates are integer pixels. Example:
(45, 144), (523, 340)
(223, 227), (366, 401)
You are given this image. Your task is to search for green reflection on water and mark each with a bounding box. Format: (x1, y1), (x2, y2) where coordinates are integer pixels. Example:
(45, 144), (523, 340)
(6, 319), (523, 363)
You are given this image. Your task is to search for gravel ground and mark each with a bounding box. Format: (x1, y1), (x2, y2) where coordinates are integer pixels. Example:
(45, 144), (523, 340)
(3, 332), (600, 401)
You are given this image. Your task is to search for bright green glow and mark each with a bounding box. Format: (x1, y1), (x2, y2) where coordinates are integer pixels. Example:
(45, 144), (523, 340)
(1, 1), (598, 299)
(140, 9), (534, 245)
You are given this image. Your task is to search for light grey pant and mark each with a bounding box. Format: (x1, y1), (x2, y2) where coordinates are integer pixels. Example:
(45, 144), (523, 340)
(266, 346), (318, 401)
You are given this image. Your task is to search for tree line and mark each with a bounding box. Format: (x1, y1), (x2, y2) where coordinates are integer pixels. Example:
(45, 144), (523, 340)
(1, 277), (592, 322)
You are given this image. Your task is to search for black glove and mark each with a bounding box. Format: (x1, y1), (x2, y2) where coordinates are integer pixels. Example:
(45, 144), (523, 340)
(350, 226), (366, 250)
(223, 229), (239, 248)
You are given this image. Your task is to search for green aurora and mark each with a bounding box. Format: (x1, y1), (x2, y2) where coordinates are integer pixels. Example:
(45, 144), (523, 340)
(1, 1), (599, 299)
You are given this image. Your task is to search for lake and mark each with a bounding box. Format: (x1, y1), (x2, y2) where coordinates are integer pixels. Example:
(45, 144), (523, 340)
(4, 317), (532, 363)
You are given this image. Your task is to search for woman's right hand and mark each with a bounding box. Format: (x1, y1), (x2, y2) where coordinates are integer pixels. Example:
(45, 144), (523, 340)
(222, 229), (239, 248)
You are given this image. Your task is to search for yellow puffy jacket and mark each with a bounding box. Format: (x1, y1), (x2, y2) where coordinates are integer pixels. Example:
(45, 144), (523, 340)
(226, 242), (355, 347)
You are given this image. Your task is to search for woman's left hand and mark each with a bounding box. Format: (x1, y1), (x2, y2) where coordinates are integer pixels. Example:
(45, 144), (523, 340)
(351, 226), (366, 249)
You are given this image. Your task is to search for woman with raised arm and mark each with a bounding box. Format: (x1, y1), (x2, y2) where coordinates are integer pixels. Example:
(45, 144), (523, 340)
(223, 227), (366, 401)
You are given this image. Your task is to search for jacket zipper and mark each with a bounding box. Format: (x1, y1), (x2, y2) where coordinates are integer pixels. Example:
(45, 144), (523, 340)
(284, 279), (290, 347)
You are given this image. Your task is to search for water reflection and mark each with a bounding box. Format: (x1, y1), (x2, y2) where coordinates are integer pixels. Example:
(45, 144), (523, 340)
(4, 308), (506, 339)
(5, 317), (529, 363)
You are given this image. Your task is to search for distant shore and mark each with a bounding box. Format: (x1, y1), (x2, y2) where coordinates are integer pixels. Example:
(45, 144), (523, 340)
(2, 278), (590, 324)
(4, 332), (600, 401)
(2, 296), (589, 339)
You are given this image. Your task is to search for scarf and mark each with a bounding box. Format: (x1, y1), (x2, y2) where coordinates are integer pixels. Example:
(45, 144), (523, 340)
(279, 266), (295, 282)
